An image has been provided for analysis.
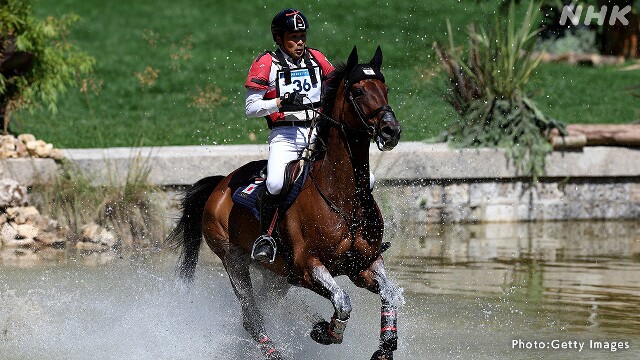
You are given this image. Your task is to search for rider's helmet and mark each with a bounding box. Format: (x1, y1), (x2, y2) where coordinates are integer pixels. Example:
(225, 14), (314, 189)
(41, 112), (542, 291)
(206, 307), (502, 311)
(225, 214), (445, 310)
(271, 8), (309, 43)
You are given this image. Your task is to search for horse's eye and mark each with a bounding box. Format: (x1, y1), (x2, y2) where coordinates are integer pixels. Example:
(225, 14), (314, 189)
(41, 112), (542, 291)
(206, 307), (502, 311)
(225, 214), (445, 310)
(351, 89), (365, 97)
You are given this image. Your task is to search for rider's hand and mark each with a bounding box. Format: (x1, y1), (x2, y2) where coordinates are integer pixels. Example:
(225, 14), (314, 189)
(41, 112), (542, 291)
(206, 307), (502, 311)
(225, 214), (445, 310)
(279, 91), (305, 108)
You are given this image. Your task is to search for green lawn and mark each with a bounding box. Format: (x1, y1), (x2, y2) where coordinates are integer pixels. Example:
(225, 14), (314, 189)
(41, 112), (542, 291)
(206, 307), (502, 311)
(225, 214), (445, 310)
(15, 0), (639, 148)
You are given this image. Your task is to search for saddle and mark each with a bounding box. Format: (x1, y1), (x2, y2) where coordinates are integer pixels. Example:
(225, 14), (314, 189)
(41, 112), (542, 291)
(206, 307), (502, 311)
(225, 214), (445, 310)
(232, 158), (311, 219)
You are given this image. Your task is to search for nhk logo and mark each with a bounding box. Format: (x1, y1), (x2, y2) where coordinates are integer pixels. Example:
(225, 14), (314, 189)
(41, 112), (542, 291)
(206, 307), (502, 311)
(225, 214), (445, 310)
(559, 5), (633, 26)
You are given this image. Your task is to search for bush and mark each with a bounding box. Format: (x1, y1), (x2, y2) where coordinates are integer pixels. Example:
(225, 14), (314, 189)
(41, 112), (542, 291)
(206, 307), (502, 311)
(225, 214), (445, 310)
(434, 0), (565, 180)
(0, 0), (94, 133)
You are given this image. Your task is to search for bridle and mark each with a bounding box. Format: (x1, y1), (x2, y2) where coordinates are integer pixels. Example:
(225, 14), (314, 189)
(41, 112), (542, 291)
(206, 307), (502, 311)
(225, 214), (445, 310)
(303, 66), (396, 240)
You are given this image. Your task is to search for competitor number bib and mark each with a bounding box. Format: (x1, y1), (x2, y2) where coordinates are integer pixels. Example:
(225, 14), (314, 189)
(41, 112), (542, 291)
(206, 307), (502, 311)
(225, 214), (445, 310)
(276, 67), (322, 106)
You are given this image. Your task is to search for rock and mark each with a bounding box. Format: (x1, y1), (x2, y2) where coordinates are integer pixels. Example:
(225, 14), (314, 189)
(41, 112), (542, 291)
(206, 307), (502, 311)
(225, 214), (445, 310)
(49, 148), (65, 160)
(1, 223), (35, 247)
(79, 223), (117, 247)
(25, 140), (37, 151)
(0, 135), (16, 151)
(0, 222), (17, 242)
(34, 142), (53, 158)
(37, 232), (66, 247)
(15, 141), (28, 157)
(11, 206), (40, 225)
(17, 134), (36, 143)
(0, 179), (29, 208)
(15, 223), (38, 239)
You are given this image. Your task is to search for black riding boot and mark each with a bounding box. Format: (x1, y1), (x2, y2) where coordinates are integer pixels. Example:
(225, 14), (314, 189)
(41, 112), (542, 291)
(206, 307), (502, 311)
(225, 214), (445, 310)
(251, 190), (280, 263)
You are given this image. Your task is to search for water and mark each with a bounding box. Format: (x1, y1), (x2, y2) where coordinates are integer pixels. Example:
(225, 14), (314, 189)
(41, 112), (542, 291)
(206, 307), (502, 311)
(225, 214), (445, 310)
(0, 221), (638, 359)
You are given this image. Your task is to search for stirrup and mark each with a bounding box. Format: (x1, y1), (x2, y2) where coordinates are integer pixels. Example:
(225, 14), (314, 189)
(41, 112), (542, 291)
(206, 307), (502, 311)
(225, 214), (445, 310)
(251, 235), (277, 264)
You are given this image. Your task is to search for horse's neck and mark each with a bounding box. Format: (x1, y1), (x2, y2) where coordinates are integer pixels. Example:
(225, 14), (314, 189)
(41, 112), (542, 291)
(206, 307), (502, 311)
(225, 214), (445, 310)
(320, 125), (372, 203)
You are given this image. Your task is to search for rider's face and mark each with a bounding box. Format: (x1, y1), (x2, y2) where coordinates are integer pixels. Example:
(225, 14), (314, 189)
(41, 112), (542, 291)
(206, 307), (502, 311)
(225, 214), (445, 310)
(280, 31), (306, 60)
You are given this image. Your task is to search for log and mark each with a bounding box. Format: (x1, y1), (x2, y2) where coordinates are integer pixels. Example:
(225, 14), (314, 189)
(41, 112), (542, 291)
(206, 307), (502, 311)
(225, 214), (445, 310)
(549, 124), (640, 147)
(550, 134), (587, 149)
(533, 51), (625, 66)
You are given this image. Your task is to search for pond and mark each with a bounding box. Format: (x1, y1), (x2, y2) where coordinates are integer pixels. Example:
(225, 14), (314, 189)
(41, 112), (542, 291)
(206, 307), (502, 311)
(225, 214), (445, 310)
(0, 220), (638, 360)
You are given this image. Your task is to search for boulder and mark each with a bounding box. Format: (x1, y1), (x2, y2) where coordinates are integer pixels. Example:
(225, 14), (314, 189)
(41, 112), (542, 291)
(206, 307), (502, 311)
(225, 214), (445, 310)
(37, 231), (66, 247)
(12, 206), (40, 225)
(17, 134), (36, 143)
(79, 223), (117, 248)
(15, 224), (38, 239)
(0, 179), (29, 208)
(1, 223), (36, 247)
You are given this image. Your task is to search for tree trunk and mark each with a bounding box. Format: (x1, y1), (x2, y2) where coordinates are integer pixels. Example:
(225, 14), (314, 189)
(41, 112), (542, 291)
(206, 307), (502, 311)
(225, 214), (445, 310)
(599, 1), (640, 58)
(549, 124), (640, 146)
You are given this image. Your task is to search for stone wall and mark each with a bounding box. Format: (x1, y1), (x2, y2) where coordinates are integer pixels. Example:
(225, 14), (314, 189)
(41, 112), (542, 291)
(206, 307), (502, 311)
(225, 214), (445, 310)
(3, 142), (640, 223)
(376, 178), (640, 224)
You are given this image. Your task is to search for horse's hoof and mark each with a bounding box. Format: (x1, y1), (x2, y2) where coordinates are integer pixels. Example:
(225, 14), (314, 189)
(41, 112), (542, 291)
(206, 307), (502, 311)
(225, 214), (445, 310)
(310, 321), (342, 345)
(370, 349), (393, 360)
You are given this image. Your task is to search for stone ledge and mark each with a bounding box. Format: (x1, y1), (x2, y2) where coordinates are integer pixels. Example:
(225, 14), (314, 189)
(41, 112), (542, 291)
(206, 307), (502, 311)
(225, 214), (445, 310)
(0, 158), (58, 185)
(370, 143), (640, 180)
(62, 142), (640, 186)
(3, 143), (639, 186)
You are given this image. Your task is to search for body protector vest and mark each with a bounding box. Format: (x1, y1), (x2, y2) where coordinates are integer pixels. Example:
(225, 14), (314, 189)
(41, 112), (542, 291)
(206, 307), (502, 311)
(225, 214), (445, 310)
(245, 48), (335, 127)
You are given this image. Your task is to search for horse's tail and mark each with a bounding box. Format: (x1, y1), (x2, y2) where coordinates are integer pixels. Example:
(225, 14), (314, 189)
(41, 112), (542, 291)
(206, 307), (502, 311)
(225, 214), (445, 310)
(166, 175), (225, 284)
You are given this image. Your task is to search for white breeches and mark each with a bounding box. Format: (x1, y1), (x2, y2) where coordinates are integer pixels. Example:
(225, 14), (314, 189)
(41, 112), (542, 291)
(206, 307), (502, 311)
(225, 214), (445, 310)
(266, 125), (316, 195)
(265, 125), (376, 195)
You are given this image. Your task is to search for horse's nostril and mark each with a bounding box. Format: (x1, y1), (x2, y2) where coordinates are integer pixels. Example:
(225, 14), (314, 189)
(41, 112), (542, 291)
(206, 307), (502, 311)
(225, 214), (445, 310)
(380, 122), (400, 139)
(381, 126), (395, 139)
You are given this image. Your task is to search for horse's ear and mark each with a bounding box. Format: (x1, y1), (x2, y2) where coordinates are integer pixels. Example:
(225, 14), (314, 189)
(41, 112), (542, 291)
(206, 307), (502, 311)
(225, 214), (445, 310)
(346, 46), (358, 71)
(370, 45), (383, 70)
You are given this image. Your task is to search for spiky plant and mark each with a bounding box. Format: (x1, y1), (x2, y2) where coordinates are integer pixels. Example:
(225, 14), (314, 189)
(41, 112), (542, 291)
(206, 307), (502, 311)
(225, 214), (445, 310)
(435, 0), (565, 180)
(31, 154), (166, 249)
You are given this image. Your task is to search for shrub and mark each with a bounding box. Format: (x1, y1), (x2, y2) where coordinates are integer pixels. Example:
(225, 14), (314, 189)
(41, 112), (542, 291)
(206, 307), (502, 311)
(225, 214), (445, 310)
(434, 0), (565, 180)
(0, 0), (95, 133)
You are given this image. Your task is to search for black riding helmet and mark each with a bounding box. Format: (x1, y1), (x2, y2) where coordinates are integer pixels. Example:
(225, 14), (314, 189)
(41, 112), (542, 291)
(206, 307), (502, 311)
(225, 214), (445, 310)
(271, 8), (309, 43)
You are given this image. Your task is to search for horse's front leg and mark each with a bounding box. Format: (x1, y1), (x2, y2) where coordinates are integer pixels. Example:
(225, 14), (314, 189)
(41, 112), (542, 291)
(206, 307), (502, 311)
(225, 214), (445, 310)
(352, 256), (405, 360)
(307, 264), (352, 345)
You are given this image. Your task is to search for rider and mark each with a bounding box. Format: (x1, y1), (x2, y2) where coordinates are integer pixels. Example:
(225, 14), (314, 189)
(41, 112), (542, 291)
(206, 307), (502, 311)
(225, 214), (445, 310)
(244, 8), (335, 263)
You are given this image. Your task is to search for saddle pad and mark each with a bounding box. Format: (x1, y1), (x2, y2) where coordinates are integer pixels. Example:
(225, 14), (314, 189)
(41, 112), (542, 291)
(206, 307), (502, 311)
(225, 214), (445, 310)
(232, 161), (310, 220)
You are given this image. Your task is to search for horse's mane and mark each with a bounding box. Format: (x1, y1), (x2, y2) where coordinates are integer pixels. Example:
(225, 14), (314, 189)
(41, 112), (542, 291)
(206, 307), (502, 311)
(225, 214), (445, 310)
(321, 62), (348, 119)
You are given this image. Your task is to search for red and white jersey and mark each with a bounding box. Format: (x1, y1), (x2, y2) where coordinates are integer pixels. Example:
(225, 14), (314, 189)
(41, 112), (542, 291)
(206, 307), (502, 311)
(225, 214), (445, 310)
(245, 48), (334, 127)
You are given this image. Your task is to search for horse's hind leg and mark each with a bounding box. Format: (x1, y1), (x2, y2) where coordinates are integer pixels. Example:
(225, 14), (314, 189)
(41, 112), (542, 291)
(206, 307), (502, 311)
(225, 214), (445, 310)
(352, 257), (404, 360)
(307, 264), (352, 346)
(223, 245), (283, 360)
(257, 267), (325, 325)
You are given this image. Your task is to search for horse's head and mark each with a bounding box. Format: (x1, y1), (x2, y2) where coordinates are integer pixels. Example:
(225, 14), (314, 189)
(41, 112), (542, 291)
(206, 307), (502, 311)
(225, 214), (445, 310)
(340, 46), (401, 151)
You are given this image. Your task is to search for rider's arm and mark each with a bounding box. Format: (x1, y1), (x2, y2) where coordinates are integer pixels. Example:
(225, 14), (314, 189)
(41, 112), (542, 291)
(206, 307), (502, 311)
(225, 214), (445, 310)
(245, 88), (281, 117)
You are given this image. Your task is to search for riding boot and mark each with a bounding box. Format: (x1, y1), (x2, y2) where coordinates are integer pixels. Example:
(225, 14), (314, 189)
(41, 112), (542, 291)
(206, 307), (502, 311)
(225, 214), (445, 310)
(251, 189), (280, 263)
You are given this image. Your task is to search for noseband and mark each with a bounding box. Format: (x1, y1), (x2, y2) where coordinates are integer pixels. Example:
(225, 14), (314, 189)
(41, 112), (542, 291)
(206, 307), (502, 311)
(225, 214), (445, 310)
(347, 93), (395, 137)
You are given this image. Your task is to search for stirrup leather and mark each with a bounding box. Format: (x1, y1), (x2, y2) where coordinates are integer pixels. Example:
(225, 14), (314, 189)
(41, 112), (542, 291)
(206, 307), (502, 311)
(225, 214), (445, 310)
(251, 234), (277, 264)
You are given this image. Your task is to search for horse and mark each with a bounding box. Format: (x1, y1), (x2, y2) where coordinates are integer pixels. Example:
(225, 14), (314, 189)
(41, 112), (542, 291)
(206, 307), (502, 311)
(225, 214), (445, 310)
(167, 46), (403, 360)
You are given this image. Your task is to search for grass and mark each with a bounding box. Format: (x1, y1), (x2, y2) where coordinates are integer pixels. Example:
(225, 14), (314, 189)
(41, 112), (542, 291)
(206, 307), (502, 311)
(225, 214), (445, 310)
(11, 0), (639, 148)
(30, 155), (167, 248)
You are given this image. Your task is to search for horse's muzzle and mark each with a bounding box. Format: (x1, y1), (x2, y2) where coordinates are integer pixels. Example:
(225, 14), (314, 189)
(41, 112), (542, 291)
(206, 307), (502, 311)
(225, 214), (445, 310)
(375, 112), (401, 151)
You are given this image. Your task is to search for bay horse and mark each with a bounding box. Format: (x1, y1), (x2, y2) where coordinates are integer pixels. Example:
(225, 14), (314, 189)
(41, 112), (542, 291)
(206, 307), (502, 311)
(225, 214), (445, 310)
(168, 46), (403, 360)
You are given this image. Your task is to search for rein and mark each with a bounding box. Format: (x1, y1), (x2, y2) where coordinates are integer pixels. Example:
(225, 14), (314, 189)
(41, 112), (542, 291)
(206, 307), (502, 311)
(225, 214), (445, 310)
(296, 70), (389, 241)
